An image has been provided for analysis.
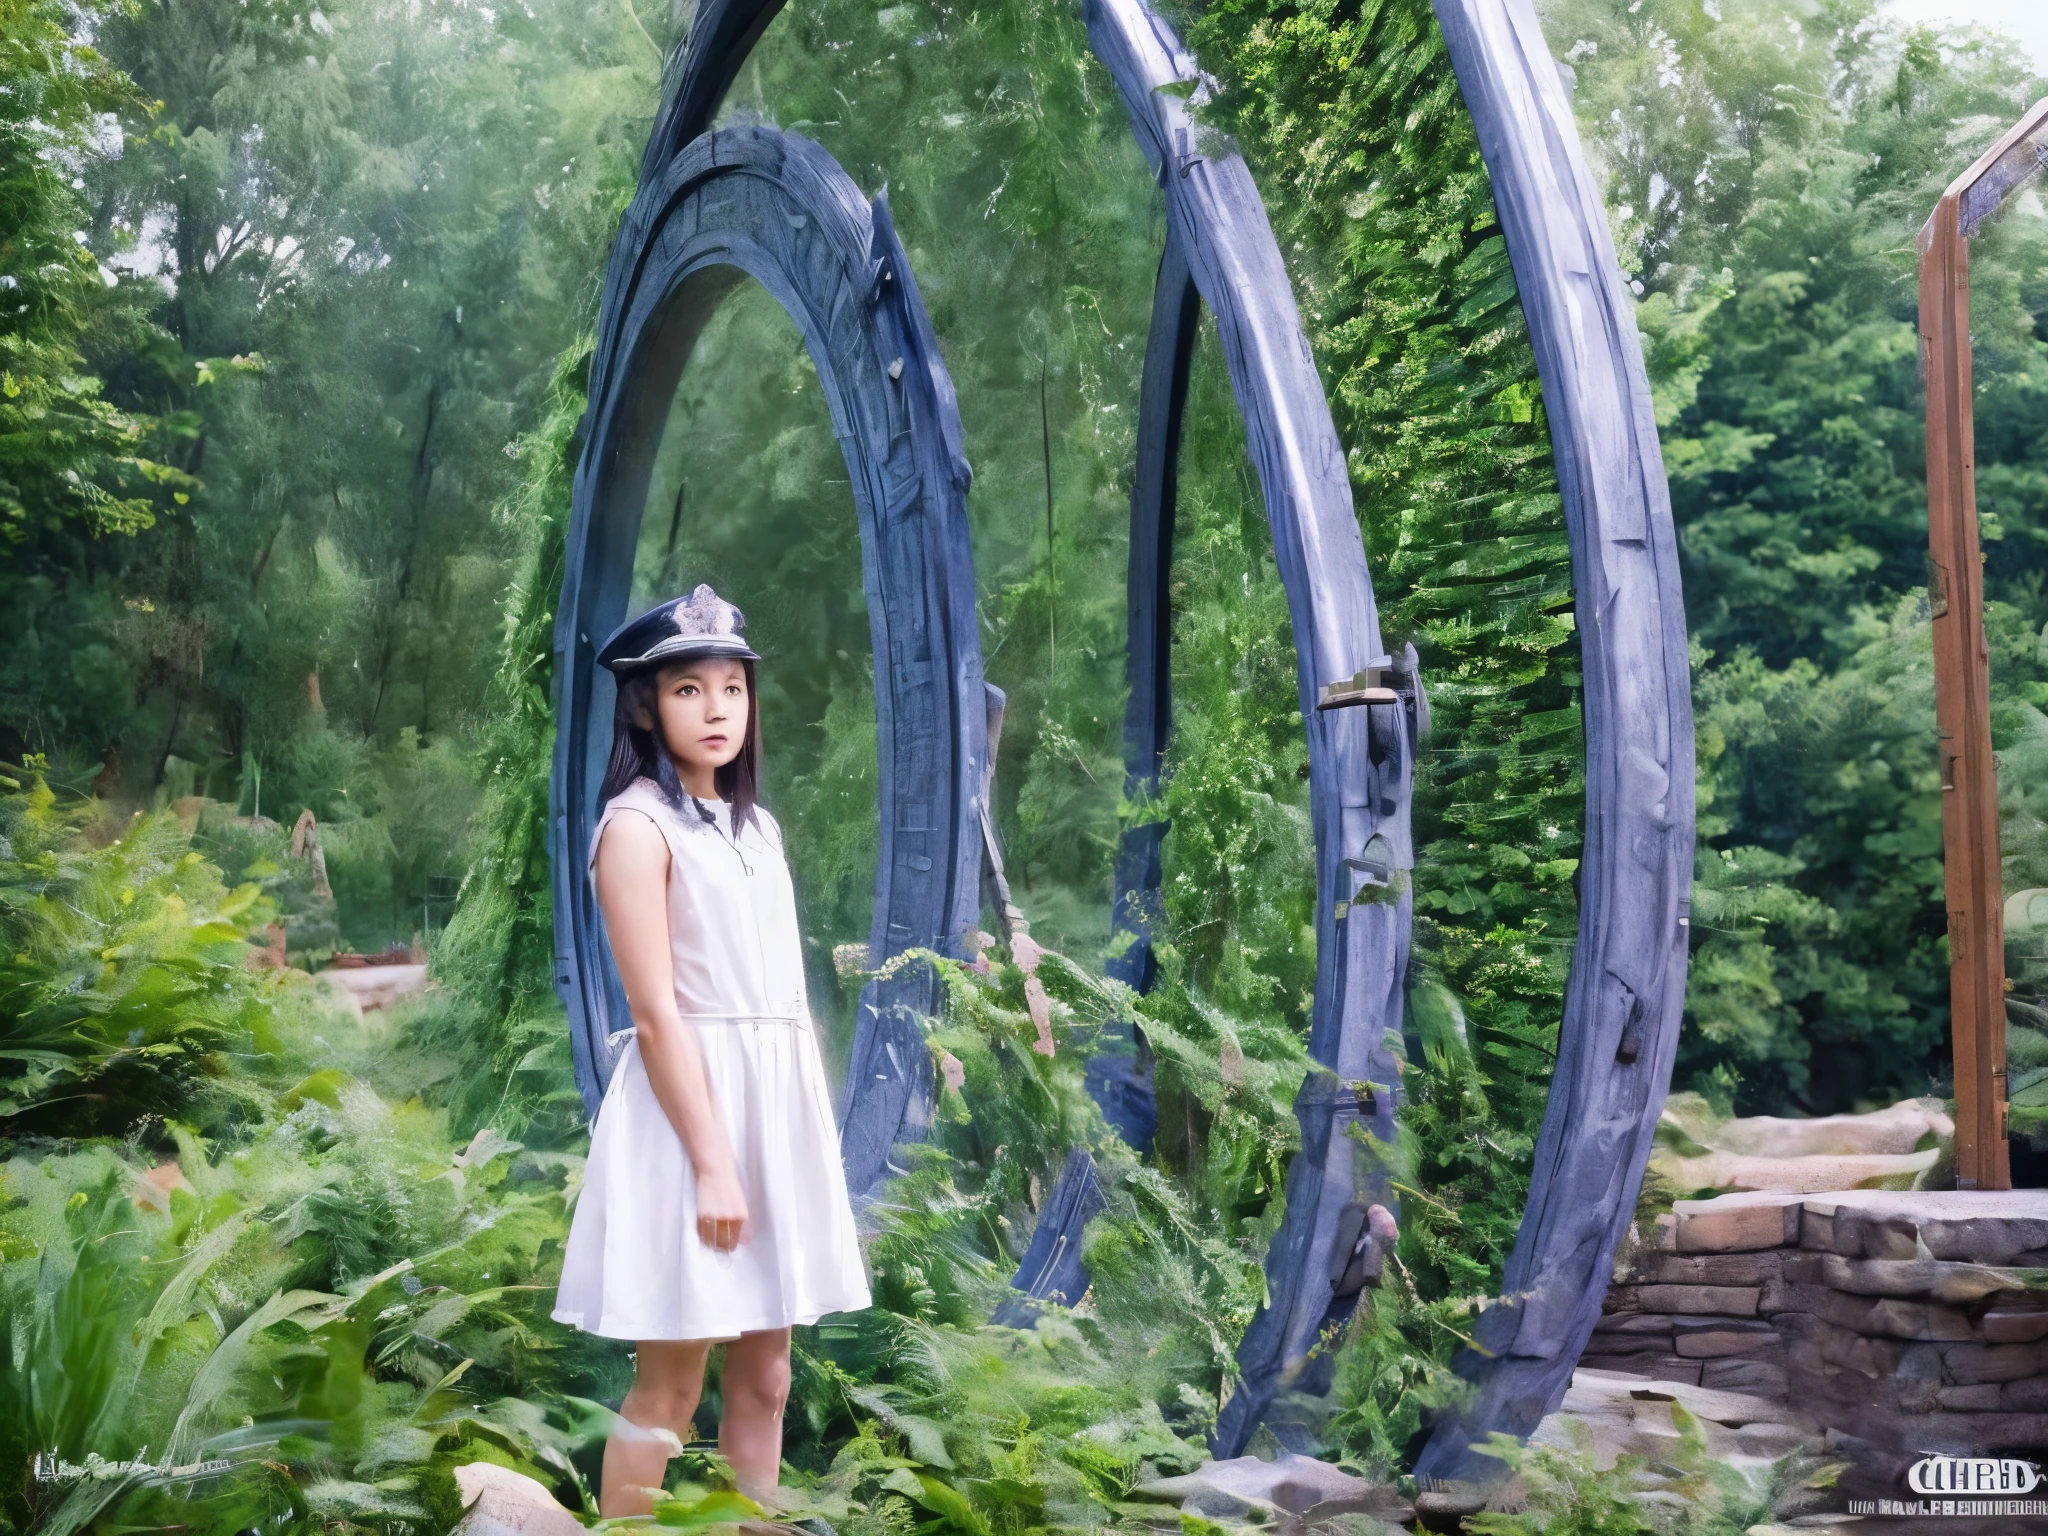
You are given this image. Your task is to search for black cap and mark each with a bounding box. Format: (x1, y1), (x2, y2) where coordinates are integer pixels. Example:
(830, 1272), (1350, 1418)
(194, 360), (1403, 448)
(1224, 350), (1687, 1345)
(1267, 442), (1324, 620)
(597, 584), (760, 673)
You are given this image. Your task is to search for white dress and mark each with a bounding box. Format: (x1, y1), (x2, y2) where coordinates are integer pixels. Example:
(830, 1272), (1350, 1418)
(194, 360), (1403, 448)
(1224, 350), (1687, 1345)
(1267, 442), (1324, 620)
(551, 779), (872, 1340)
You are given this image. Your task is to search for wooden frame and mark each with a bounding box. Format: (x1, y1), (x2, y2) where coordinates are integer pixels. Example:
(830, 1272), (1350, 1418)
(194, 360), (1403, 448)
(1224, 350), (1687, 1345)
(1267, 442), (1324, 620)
(1917, 97), (2048, 1193)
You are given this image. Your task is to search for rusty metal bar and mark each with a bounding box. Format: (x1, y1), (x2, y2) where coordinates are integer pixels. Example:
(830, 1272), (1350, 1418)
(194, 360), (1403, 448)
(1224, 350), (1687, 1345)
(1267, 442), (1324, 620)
(1917, 97), (2048, 1191)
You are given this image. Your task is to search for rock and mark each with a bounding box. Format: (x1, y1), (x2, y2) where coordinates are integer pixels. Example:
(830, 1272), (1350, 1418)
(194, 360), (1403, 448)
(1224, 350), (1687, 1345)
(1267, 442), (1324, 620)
(1641, 1253), (1768, 1286)
(1937, 1384), (2003, 1410)
(449, 1464), (583, 1536)
(1799, 1190), (2048, 1262)
(1731, 1421), (1805, 1458)
(1659, 1149), (1940, 1195)
(1590, 1312), (1678, 1337)
(1700, 1359), (1787, 1396)
(1675, 1329), (1781, 1359)
(1806, 1318), (1903, 1378)
(1941, 1342), (2042, 1385)
(324, 962), (429, 1012)
(1637, 1284), (1762, 1316)
(1672, 1193), (1804, 1253)
(1810, 1290), (1974, 1342)
(1816, 1253), (2039, 1304)
(1708, 1099), (1953, 1159)
(1411, 1485), (1489, 1531)
(1131, 1453), (1403, 1521)
(1577, 1353), (1701, 1383)
(1651, 1094), (1952, 1196)
(1528, 1370), (1793, 1476)
(1557, 1370), (1776, 1425)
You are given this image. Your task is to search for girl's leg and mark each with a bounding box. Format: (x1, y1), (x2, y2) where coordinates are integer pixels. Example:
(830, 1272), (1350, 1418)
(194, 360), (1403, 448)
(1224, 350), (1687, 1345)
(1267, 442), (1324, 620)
(718, 1327), (792, 1502)
(602, 1338), (714, 1517)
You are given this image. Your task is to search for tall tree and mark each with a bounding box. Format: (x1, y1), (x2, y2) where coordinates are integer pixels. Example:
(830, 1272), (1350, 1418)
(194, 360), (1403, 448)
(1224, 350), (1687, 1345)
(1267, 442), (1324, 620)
(1552, 0), (2048, 1112)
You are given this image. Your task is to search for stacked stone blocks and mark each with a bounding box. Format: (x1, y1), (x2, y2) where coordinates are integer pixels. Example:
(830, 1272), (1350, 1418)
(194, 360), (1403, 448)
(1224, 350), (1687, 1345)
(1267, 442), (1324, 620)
(1587, 1190), (2048, 1452)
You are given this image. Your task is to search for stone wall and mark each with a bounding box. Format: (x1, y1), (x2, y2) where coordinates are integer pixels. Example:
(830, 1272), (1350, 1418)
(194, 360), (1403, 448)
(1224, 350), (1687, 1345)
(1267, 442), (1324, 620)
(1588, 1189), (2048, 1454)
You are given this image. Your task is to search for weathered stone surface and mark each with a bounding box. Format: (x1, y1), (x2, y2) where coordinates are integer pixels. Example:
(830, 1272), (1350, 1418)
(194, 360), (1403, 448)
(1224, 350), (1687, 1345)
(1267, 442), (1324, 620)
(1731, 1420), (1807, 1458)
(1709, 1098), (1953, 1159)
(1671, 1193), (1803, 1253)
(450, 1464), (584, 1536)
(1810, 1289), (1974, 1342)
(1941, 1342), (2043, 1385)
(1826, 1208), (1922, 1261)
(1599, 1287), (1642, 1316)
(1999, 1375), (2048, 1411)
(1658, 1149), (1939, 1195)
(1132, 1453), (1407, 1521)
(1640, 1253), (1767, 1286)
(1700, 1358), (1787, 1396)
(1807, 1319), (1904, 1379)
(1527, 1371), (1792, 1480)
(1675, 1329), (1781, 1359)
(1825, 1409), (2048, 1453)
(1800, 1190), (2048, 1261)
(1607, 1375), (1789, 1427)
(1937, 1383), (2003, 1410)
(1636, 1284), (1761, 1316)
(1589, 1312), (1677, 1337)
(1781, 1250), (1824, 1285)
(1579, 1336), (1669, 1360)
(1588, 1185), (2048, 1461)
(1577, 1353), (1701, 1384)
(1650, 1095), (1952, 1195)
(1668, 1314), (1775, 1336)
(1980, 1310), (2048, 1344)
(1817, 1252), (2045, 1304)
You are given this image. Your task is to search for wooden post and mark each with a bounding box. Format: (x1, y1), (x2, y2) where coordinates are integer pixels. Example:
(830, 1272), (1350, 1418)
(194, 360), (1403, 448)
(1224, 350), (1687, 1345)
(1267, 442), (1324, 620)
(1917, 98), (2048, 1192)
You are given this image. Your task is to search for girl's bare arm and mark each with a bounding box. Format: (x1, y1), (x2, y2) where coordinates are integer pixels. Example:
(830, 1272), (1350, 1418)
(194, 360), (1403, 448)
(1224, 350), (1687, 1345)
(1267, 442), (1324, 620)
(593, 811), (749, 1249)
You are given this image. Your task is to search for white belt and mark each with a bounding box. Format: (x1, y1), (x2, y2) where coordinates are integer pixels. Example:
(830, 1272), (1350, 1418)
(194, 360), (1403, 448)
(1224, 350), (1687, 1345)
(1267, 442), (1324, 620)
(607, 1012), (806, 1050)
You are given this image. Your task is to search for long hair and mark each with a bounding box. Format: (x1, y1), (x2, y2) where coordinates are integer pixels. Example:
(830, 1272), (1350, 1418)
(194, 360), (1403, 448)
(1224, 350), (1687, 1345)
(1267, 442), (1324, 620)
(598, 657), (760, 835)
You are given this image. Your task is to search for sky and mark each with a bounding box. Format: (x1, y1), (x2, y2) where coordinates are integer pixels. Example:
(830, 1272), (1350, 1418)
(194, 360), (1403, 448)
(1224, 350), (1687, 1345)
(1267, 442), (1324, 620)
(1885, 0), (2048, 78)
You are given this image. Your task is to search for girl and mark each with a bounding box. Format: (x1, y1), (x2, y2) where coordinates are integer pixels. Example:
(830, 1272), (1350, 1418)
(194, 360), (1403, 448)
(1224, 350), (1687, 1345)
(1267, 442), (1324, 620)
(552, 584), (871, 1516)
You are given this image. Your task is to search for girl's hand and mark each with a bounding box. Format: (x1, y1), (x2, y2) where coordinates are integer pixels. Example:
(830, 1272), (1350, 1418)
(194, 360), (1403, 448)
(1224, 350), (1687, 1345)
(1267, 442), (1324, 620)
(696, 1165), (750, 1252)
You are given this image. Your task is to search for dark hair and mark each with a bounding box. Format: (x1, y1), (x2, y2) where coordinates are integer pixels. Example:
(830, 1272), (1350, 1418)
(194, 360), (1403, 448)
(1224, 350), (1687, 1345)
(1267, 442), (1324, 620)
(598, 656), (760, 835)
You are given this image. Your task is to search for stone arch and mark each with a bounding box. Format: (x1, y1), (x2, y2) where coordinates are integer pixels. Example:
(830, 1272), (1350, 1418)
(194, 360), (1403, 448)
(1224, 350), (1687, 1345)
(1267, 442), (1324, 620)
(554, 0), (1697, 1473)
(1413, 0), (1695, 1483)
(1085, 0), (1421, 1455)
(549, 126), (988, 1205)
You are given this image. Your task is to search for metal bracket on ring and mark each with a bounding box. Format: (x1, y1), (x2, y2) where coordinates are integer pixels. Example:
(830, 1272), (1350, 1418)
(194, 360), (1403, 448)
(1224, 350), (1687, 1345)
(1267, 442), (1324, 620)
(1315, 655), (1411, 711)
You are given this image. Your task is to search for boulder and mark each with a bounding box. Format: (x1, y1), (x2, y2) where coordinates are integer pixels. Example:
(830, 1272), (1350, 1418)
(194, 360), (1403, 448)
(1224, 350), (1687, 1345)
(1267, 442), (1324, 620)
(449, 1464), (583, 1536)
(1651, 1094), (1952, 1197)
(1130, 1453), (1410, 1524)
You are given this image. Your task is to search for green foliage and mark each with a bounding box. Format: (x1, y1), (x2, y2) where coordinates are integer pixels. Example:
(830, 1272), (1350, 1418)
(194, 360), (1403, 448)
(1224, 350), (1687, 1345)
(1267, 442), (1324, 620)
(732, 0), (1162, 965)
(0, 774), (282, 1138)
(777, 939), (1273, 1513)
(406, 342), (588, 1142)
(12, 0), (2048, 1522)
(1463, 1402), (1816, 1536)
(1, 0), (653, 959)
(0, 776), (613, 1535)
(0, 0), (181, 547)
(1178, 0), (1580, 1413)
(1554, 0), (2048, 1111)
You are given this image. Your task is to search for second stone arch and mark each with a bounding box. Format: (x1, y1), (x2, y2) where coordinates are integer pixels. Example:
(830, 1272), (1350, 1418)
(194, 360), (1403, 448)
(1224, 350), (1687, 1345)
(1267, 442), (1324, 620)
(1084, 0), (1420, 1455)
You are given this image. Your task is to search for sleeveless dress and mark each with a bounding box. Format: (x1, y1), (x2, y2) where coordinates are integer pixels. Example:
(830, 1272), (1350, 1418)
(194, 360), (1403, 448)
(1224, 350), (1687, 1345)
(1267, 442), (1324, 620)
(551, 779), (872, 1340)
